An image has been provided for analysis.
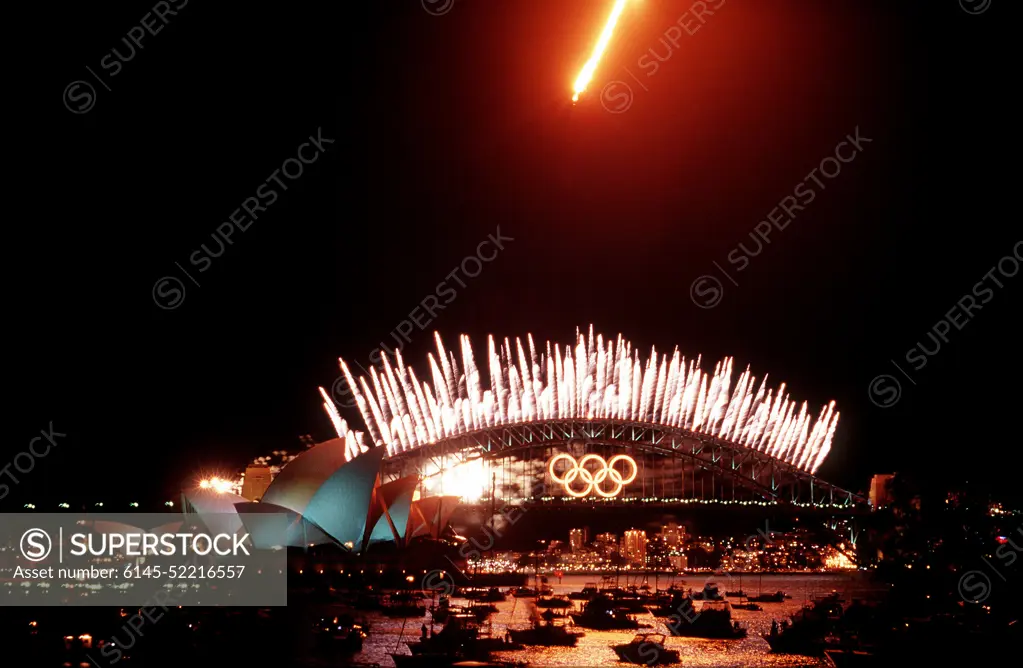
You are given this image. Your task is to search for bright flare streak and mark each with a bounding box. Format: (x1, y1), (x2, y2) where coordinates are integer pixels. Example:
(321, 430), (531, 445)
(572, 0), (630, 102)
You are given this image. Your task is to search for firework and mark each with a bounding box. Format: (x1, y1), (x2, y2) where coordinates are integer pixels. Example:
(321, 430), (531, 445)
(321, 326), (839, 474)
(572, 0), (631, 102)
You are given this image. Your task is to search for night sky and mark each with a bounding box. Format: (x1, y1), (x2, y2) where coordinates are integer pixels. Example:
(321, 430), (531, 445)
(16, 1), (1016, 507)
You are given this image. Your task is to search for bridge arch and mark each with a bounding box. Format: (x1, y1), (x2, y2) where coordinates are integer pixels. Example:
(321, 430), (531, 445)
(381, 418), (866, 508)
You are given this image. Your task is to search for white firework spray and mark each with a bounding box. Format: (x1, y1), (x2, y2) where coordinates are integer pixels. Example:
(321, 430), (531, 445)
(320, 327), (839, 474)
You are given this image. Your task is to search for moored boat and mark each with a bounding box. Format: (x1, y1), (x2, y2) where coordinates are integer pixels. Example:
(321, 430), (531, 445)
(392, 654), (527, 668)
(570, 595), (647, 630)
(733, 600), (763, 611)
(384, 593), (429, 617)
(568, 582), (598, 601)
(762, 595), (845, 655)
(824, 648), (880, 667)
(667, 600), (747, 639)
(645, 588), (692, 617)
(408, 613), (522, 658)
(599, 587), (649, 612)
(690, 582), (723, 600)
(313, 614), (366, 653)
(535, 595), (572, 609)
(460, 586), (508, 602)
(612, 633), (680, 665)
(508, 620), (584, 647)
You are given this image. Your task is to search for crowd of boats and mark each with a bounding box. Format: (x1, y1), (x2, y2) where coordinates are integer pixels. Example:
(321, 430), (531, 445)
(315, 574), (851, 666)
(311, 574), (884, 666)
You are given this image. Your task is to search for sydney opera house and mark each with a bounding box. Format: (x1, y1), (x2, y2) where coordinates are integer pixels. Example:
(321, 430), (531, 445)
(182, 439), (458, 554)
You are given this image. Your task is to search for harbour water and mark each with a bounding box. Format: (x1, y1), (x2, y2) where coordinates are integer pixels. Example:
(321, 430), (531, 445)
(343, 573), (883, 667)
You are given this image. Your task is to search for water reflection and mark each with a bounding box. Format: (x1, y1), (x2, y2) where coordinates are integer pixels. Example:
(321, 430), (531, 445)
(349, 573), (880, 667)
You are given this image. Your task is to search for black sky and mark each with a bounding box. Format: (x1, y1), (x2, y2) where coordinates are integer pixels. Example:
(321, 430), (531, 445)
(14, 0), (1017, 507)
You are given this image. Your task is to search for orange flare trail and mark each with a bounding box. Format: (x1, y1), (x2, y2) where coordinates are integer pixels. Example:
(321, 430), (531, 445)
(572, 0), (630, 102)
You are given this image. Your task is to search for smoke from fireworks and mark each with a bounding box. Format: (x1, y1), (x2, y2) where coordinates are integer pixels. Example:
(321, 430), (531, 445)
(320, 326), (839, 474)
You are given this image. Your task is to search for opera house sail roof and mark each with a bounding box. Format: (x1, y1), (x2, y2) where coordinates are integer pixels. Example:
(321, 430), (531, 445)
(185, 437), (456, 553)
(259, 440), (384, 549)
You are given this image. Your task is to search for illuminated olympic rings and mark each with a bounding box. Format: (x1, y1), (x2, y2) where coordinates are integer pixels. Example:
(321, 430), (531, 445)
(547, 453), (638, 498)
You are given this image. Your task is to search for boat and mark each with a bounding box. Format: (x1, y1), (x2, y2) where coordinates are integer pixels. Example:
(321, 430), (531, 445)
(728, 573), (759, 609)
(569, 595), (647, 630)
(568, 582), (598, 600)
(511, 587), (538, 598)
(728, 568), (752, 597)
(477, 587), (507, 602)
(598, 587), (649, 612)
(313, 614), (366, 653)
(690, 582), (722, 600)
(540, 609), (567, 621)
(724, 574), (747, 598)
(508, 620), (584, 647)
(747, 573), (788, 603)
(645, 588), (691, 617)
(535, 595), (572, 609)
(431, 599), (492, 624)
(667, 600), (747, 639)
(382, 592), (426, 617)
(469, 603), (499, 619)
(612, 633), (680, 665)
(460, 587), (507, 602)
(392, 655), (526, 668)
(824, 648), (881, 667)
(407, 613), (522, 659)
(762, 596), (845, 655)
(732, 600), (763, 611)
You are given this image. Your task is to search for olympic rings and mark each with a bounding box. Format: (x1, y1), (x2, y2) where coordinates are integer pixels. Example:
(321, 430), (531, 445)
(548, 453), (638, 498)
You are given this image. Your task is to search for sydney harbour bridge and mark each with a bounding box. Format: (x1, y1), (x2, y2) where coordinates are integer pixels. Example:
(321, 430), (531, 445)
(319, 327), (868, 548)
(381, 418), (865, 510)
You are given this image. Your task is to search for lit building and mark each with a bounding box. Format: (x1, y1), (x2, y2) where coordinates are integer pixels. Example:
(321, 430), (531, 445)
(669, 554), (688, 571)
(241, 465), (274, 501)
(870, 474), (895, 509)
(721, 549), (759, 572)
(595, 532), (617, 557)
(659, 523), (684, 548)
(570, 527), (589, 552)
(623, 529), (647, 565)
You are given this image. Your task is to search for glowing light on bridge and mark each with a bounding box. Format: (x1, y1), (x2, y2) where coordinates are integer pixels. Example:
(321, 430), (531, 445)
(198, 476), (236, 494)
(422, 458), (488, 502)
(322, 326), (839, 474)
(548, 453), (637, 498)
(572, 0), (631, 102)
